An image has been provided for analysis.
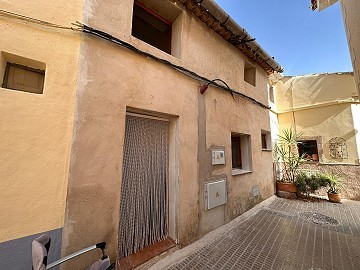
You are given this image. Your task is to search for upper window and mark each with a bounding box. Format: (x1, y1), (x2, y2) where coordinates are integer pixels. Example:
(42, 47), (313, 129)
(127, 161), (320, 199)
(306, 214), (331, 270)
(269, 85), (275, 103)
(261, 130), (271, 150)
(231, 133), (252, 174)
(132, 2), (172, 54)
(2, 62), (45, 94)
(298, 140), (319, 162)
(244, 61), (256, 87)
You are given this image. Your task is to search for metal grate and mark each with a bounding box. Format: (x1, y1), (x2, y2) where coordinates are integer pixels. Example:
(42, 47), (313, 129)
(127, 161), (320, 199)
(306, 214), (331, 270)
(298, 212), (339, 226)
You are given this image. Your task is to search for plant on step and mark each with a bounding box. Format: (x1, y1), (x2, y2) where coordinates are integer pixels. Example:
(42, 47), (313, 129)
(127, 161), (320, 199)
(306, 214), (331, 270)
(273, 128), (305, 183)
(295, 172), (329, 196)
(325, 173), (345, 194)
(323, 172), (345, 203)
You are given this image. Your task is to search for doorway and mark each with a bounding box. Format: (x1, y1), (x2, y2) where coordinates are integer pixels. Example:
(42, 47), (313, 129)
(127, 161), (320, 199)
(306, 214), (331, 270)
(118, 113), (170, 258)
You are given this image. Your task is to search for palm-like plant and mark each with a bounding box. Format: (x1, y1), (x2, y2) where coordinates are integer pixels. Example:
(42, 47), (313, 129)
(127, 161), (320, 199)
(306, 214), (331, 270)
(326, 173), (345, 194)
(274, 128), (304, 183)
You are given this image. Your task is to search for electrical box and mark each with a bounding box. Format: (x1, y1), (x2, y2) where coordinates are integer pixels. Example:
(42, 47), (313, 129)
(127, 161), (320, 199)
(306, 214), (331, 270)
(212, 150), (225, 165)
(204, 179), (227, 210)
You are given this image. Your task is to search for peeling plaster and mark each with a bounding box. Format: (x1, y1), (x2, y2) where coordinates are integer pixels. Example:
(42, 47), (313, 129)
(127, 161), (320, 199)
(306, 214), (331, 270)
(83, 0), (97, 22)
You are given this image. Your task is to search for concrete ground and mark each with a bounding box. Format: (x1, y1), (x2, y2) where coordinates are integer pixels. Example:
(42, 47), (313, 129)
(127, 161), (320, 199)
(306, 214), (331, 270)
(147, 196), (360, 270)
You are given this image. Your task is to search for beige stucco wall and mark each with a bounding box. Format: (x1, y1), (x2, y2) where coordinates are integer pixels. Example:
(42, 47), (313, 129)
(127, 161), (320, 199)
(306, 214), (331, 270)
(276, 73), (358, 112)
(0, 1), (82, 242)
(62, 0), (274, 268)
(275, 73), (360, 165)
(341, 0), (360, 97)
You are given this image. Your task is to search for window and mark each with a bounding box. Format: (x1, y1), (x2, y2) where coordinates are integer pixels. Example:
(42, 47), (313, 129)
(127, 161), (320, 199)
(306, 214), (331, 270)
(2, 62), (45, 94)
(232, 136), (242, 169)
(231, 133), (252, 174)
(261, 130), (271, 150)
(132, 2), (172, 54)
(244, 61), (256, 86)
(298, 140), (319, 161)
(269, 85), (275, 103)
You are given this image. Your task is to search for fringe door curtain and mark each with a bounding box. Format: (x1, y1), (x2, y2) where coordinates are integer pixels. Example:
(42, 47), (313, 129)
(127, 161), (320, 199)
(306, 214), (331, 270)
(119, 115), (169, 258)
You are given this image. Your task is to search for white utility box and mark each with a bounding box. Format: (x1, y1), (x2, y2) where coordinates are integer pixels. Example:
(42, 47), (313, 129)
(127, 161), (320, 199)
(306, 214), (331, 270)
(204, 179), (227, 210)
(212, 150), (225, 165)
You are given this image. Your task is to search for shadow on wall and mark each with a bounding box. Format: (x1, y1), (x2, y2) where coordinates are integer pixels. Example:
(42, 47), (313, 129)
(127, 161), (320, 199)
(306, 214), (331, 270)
(285, 74), (354, 107)
(282, 76), (325, 109)
(295, 104), (349, 129)
(307, 75), (354, 102)
(0, 228), (62, 270)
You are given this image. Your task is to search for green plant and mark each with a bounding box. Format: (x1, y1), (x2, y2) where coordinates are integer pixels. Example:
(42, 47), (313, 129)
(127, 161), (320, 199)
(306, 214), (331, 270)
(273, 128), (304, 183)
(295, 172), (329, 195)
(325, 173), (345, 194)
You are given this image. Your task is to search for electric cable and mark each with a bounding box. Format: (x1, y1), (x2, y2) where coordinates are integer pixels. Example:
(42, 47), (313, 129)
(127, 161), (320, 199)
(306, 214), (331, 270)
(75, 22), (270, 109)
(0, 9), (271, 109)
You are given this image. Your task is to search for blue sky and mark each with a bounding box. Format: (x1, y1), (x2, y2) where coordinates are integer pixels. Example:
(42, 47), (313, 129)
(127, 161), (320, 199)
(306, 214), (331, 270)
(215, 0), (352, 76)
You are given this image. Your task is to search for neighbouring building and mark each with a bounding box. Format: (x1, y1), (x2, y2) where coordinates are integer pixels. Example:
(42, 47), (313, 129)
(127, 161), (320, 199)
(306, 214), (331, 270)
(0, 1), (83, 269)
(274, 72), (360, 200)
(311, 0), (360, 97)
(0, 0), (283, 269)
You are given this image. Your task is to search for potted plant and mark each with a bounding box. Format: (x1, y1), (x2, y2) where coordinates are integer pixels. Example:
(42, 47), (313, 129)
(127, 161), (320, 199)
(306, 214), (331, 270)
(295, 172), (329, 197)
(274, 128), (304, 196)
(326, 173), (345, 203)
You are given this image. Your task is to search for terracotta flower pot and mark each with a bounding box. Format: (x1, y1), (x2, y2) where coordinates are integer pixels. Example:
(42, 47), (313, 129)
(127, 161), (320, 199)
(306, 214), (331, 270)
(276, 181), (297, 193)
(328, 192), (341, 203)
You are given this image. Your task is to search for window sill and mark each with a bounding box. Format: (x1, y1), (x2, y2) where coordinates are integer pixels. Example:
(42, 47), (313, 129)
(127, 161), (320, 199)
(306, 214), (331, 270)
(302, 161), (319, 164)
(130, 35), (182, 62)
(262, 149), (272, 152)
(232, 169), (252, 176)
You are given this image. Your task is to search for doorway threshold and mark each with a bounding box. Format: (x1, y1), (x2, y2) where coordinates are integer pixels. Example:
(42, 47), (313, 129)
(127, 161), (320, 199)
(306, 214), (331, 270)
(117, 237), (176, 270)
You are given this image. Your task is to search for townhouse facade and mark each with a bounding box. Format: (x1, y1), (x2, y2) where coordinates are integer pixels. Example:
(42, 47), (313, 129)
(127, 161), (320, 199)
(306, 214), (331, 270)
(0, 0), (282, 268)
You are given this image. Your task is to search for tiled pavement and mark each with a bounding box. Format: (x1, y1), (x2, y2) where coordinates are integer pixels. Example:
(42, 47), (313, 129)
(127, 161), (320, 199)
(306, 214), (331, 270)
(162, 197), (360, 270)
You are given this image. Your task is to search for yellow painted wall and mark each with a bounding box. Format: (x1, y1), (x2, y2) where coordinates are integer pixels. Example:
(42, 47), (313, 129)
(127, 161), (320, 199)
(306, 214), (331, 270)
(276, 73), (357, 112)
(0, 0), (83, 242)
(275, 73), (360, 164)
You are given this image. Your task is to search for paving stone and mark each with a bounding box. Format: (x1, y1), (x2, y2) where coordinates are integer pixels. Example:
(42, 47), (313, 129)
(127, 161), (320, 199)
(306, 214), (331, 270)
(164, 197), (360, 270)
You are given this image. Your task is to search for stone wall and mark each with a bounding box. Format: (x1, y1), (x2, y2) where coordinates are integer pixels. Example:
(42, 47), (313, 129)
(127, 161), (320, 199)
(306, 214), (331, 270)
(301, 163), (360, 200)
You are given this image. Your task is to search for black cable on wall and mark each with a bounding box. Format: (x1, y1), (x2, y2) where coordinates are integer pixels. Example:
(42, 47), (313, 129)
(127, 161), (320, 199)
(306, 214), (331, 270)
(0, 9), (271, 110)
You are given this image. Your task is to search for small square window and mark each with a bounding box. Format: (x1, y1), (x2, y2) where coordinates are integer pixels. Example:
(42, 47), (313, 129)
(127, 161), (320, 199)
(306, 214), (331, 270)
(231, 133), (252, 174)
(231, 136), (242, 169)
(261, 130), (272, 150)
(132, 2), (172, 54)
(269, 85), (275, 103)
(2, 62), (45, 94)
(298, 140), (319, 161)
(244, 61), (256, 86)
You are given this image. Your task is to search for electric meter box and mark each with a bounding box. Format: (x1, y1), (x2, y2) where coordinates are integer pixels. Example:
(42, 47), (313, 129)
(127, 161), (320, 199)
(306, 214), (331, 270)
(204, 179), (227, 210)
(212, 150), (225, 165)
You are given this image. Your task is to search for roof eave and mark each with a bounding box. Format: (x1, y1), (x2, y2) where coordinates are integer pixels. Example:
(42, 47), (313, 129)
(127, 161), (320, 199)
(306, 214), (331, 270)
(179, 0), (283, 74)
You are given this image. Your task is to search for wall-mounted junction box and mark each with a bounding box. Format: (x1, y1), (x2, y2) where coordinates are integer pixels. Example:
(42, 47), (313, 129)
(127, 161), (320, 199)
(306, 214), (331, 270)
(212, 150), (225, 165)
(204, 179), (227, 210)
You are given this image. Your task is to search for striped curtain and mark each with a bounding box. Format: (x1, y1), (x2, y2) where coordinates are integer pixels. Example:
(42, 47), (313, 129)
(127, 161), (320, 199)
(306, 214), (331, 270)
(118, 115), (169, 258)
